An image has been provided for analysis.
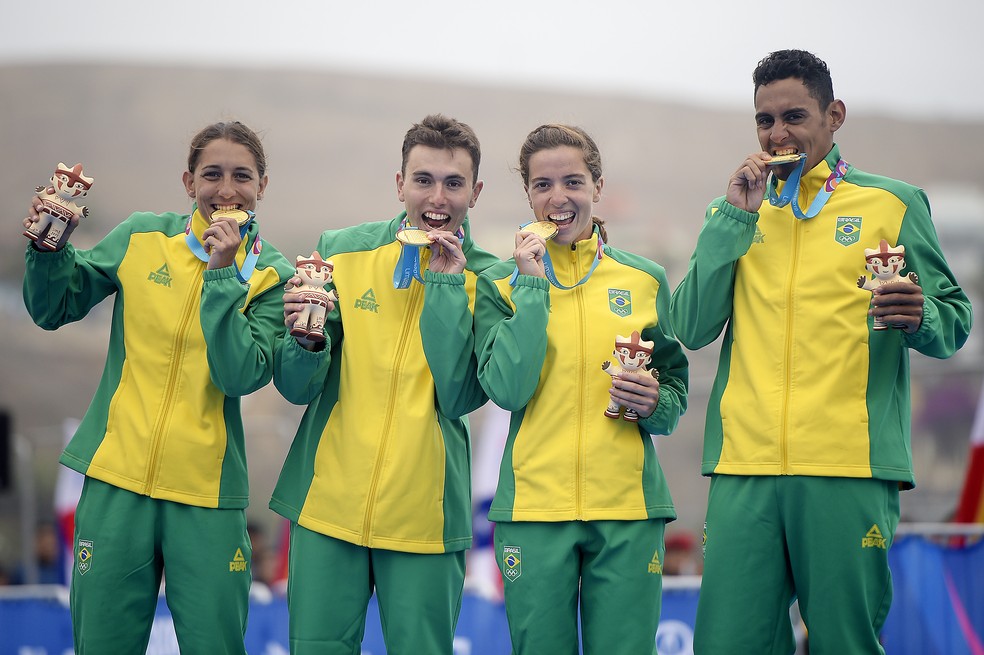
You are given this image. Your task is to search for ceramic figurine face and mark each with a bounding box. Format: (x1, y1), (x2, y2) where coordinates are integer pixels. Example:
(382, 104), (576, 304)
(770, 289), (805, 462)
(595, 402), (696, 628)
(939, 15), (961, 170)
(396, 145), (482, 235)
(613, 331), (654, 371)
(182, 138), (268, 221)
(52, 163), (93, 201)
(602, 330), (657, 421)
(525, 145), (603, 246)
(864, 240), (906, 280)
(296, 253), (333, 286)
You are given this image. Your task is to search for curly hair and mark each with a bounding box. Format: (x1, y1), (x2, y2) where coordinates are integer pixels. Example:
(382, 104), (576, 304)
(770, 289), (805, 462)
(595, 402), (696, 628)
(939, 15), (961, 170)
(753, 49), (834, 110)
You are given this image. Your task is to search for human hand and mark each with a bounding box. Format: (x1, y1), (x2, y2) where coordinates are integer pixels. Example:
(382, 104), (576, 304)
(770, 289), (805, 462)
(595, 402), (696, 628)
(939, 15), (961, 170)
(426, 230), (466, 274)
(203, 213), (245, 270)
(609, 368), (660, 419)
(283, 277), (334, 351)
(513, 229), (547, 278)
(24, 188), (80, 250)
(871, 280), (924, 333)
(726, 153), (771, 213)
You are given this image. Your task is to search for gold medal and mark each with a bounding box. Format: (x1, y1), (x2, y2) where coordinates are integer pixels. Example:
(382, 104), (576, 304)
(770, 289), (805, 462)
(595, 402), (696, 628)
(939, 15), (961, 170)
(211, 208), (253, 227)
(396, 227), (432, 247)
(520, 221), (559, 240)
(766, 153), (806, 166)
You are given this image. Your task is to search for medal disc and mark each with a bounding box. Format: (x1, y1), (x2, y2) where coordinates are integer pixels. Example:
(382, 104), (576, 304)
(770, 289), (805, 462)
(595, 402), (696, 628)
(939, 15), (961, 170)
(212, 208), (252, 226)
(396, 227), (432, 246)
(520, 221), (559, 240)
(766, 153), (806, 166)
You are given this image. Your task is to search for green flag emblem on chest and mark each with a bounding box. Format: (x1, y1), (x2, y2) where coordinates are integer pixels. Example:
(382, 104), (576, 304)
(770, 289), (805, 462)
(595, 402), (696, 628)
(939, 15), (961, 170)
(836, 216), (862, 246)
(609, 289), (631, 317)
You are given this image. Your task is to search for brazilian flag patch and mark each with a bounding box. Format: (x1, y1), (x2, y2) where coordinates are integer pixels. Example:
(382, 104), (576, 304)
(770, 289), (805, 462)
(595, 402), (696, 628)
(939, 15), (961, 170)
(836, 216), (862, 246)
(609, 288), (631, 317)
(77, 539), (93, 576)
(502, 545), (522, 582)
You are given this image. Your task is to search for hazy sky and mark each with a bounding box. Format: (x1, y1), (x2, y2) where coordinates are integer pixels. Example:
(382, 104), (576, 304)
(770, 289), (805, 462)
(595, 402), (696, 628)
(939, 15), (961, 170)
(4, 0), (983, 120)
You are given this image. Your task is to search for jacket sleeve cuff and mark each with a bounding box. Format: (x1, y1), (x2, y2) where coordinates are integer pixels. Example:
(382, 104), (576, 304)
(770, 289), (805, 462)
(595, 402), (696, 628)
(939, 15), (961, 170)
(424, 270), (465, 286)
(203, 266), (241, 282)
(25, 242), (75, 264)
(716, 201), (760, 225)
(639, 382), (678, 436)
(902, 302), (936, 349)
(512, 274), (550, 291)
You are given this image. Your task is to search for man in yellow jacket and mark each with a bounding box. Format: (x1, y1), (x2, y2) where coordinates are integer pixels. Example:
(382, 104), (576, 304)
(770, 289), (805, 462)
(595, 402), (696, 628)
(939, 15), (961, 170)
(270, 114), (498, 654)
(671, 50), (972, 654)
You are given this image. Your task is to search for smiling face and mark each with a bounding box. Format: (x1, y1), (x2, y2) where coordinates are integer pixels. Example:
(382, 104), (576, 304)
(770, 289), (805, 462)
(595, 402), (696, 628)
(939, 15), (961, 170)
(754, 77), (845, 180)
(396, 145), (483, 234)
(181, 138), (268, 220)
(525, 145), (603, 246)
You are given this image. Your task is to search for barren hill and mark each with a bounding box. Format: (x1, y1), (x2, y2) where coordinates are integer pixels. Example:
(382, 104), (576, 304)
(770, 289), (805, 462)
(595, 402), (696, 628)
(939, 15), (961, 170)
(1, 64), (981, 558)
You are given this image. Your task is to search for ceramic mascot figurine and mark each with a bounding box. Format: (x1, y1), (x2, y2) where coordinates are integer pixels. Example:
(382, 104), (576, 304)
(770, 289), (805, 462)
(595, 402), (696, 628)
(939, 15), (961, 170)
(857, 239), (919, 330)
(601, 330), (658, 422)
(25, 162), (94, 251)
(289, 251), (339, 343)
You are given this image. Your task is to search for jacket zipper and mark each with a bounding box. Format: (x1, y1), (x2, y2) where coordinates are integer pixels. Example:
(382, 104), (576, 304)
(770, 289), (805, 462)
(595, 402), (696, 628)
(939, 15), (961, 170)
(144, 261), (204, 494)
(779, 218), (803, 474)
(572, 246), (586, 519)
(361, 281), (422, 545)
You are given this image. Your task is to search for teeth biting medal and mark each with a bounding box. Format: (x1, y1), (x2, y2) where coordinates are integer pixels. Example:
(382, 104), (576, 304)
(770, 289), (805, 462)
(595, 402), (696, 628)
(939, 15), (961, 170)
(509, 220), (603, 290)
(395, 226), (432, 246)
(211, 208), (254, 227)
(519, 220), (559, 240)
(766, 152), (806, 166)
(768, 154), (850, 220)
(185, 205), (260, 283)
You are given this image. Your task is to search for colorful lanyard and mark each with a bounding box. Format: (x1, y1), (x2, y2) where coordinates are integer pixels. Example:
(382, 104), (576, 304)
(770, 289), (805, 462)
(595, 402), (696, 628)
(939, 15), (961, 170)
(392, 218), (465, 289)
(509, 226), (605, 289)
(768, 158), (849, 219)
(392, 239), (425, 288)
(184, 208), (260, 284)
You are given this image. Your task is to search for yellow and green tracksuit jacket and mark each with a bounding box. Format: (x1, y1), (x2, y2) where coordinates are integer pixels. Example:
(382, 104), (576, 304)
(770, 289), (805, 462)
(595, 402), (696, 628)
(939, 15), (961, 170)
(269, 213), (499, 554)
(670, 145), (972, 486)
(23, 210), (294, 508)
(474, 230), (689, 522)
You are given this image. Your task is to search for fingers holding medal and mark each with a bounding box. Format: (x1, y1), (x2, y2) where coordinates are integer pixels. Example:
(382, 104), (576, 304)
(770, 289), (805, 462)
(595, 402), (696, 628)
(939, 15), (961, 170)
(514, 220), (556, 278)
(397, 226), (466, 274)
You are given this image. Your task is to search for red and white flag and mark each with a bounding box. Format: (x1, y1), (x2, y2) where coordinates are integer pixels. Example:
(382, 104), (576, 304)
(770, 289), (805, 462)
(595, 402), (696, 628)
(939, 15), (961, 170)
(464, 404), (509, 602)
(954, 383), (984, 524)
(54, 419), (84, 583)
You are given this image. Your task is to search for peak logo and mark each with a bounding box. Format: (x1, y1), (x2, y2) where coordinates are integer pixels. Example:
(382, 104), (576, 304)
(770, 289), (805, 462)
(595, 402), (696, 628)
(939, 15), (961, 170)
(648, 549), (663, 574)
(861, 524), (887, 549)
(148, 263), (172, 287)
(229, 548), (248, 572)
(354, 289), (379, 313)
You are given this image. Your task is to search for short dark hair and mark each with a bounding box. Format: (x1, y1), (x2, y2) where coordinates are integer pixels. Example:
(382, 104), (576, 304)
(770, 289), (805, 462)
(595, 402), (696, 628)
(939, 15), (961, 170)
(753, 49), (834, 110)
(401, 114), (481, 184)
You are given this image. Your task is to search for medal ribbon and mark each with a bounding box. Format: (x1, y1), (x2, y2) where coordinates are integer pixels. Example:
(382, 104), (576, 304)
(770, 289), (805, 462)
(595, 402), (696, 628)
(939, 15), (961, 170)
(768, 158), (849, 219)
(392, 217), (465, 289)
(184, 207), (260, 283)
(509, 225), (605, 289)
(393, 241), (425, 289)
